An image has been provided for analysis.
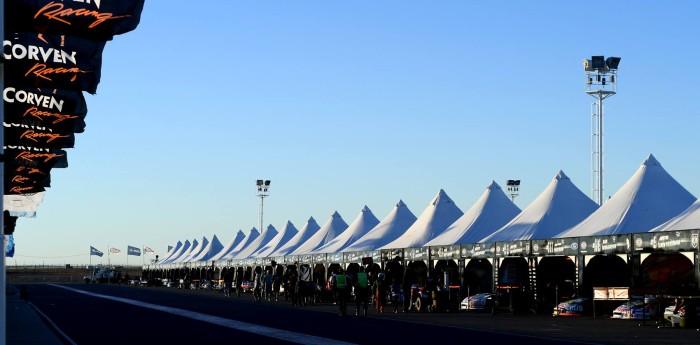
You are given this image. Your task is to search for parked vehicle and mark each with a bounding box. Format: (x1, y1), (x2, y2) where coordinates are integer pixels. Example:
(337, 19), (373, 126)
(460, 293), (496, 311)
(611, 297), (658, 320)
(553, 297), (592, 316)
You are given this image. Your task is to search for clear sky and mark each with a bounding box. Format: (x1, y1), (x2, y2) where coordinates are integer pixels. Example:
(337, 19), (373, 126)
(7, 1), (700, 266)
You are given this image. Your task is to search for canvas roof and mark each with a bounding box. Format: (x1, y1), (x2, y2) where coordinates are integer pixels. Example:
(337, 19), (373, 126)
(210, 230), (246, 261)
(190, 234), (224, 262)
(159, 241), (182, 263)
(221, 227), (260, 260)
(292, 211), (348, 255)
(381, 189), (463, 249)
(252, 221), (299, 258)
(651, 200), (700, 232)
(233, 225), (278, 259)
(161, 239), (191, 264)
(174, 238), (202, 263)
(313, 206), (380, 254)
(268, 217), (320, 256)
(344, 200), (418, 252)
(426, 181), (521, 245)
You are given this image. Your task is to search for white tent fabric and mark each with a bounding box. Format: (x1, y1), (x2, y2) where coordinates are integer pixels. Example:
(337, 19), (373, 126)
(483, 171), (597, 242)
(233, 225), (278, 259)
(210, 230), (246, 261)
(159, 241), (182, 263)
(222, 227), (260, 260)
(181, 237), (209, 262)
(426, 181), (521, 246)
(190, 234), (224, 262)
(344, 200), (417, 252)
(382, 189), (463, 249)
(313, 206), (380, 254)
(269, 217), (320, 256)
(651, 200), (700, 232)
(174, 238), (201, 263)
(558, 154), (696, 237)
(252, 221), (299, 258)
(292, 211), (349, 255)
(161, 240), (191, 264)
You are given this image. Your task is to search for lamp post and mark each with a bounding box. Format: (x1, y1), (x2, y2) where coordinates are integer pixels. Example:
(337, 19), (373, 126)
(506, 180), (520, 202)
(583, 56), (620, 206)
(255, 180), (271, 234)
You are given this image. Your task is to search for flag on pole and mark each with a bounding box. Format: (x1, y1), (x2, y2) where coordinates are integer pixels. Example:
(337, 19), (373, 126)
(109, 247), (121, 254)
(6, 235), (15, 257)
(167, 245), (173, 253)
(90, 246), (103, 257)
(127, 246), (141, 256)
(144, 246), (154, 254)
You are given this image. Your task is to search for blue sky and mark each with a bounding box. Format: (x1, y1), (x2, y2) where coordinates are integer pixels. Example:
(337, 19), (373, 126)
(8, 1), (700, 266)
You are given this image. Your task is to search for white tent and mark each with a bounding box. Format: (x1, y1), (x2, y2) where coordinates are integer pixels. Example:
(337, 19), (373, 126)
(558, 154), (696, 237)
(190, 234), (224, 262)
(426, 181), (521, 245)
(313, 206), (380, 254)
(344, 200), (417, 252)
(233, 225), (278, 259)
(292, 211), (349, 255)
(382, 189), (463, 249)
(159, 241), (182, 263)
(221, 227), (260, 260)
(651, 200), (700, 232)
(210, 230), (246, 261)
(482, 171), (597, 242)
(174, 238), (202, 263)
(252, 221), (299, 258)
(269, 217), (320, 256)
(182, 237), (209, 262)
(160, 240), (191, 264)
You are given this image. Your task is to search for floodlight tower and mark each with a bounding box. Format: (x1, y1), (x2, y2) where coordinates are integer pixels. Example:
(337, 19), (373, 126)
(255, 179), (271, 234)
(506, 180), (520, 202)
(583, 56), (620, 206)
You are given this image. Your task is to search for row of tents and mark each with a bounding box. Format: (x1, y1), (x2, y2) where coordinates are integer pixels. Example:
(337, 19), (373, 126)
(156, 154), (700, 265)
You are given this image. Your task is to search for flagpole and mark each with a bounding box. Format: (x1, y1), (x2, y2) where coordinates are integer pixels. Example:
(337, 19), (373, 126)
(1, 0), (7, 342)
(107, 246), (110, 266)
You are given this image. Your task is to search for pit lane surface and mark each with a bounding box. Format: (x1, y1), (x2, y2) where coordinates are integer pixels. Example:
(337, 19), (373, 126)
(21, 284), (698, 345)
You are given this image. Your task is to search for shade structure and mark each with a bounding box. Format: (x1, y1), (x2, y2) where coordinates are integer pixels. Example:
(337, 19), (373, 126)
(381, 189), (463, 249)
(313, 206), (380, 254)
(482, 171), (597, 242)
(233, 225), (278, 259)
(160, 240), (191, 264)
(173, 238), (201, 263)
(221, 227), (260, 260)
(190, 234), (224, 262)
(181, 237), (208, 262)
(558, 154), (696, 237)
(651, 200), (700, 232)
(159, 241), (182, 263)
(426, 181), (521, 245)
(269, 217), (320, 256)
(210, 230), (246, 261)
(252, 221), (299, 258)
(291, 211), (348, 255)
(344, 200), (418, 252)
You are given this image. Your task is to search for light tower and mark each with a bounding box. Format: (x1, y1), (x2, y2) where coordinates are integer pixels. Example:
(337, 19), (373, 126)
(583, 56), (620, 206)
(255, 179), (271, 234)
(506, 180), (520, 202)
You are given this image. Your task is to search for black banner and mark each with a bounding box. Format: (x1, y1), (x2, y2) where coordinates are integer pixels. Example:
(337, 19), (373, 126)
(6, 0), (145, 41)
(5, 164), (52, 195)
(4, 122), (76, 148)
(4, 146), (69, 169)
(4, 86), (87, 133)
(3, 32), (106, 94)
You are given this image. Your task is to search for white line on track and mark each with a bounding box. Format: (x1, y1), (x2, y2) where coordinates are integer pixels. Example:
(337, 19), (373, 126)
(51, 284), (355, 345)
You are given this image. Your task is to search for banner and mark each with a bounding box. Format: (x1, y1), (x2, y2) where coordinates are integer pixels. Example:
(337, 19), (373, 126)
(4, 146), (69, 169)
(4, 122), (76, 149)
(5, 166), (51, 195)
(90, 246), (103, 257)
(5, 235), (16, 257)
(144, 246), (154, 254)
(127, 246), (141, 256)
(109, 247), (121, 254)
(4, 192), (45, 218)
(6, 0), (146, 41)
(4, 86), (88, 133)
(3, 32), (106, 94)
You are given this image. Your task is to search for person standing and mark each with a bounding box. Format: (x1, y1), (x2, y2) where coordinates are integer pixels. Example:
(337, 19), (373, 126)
(253, 268), (263, 302)
(391, 278), (402, 313)
(334, 269), (350, 316)
(355, 268), (370, 316)
(223, 268), (233, 297)
(374, 272), (388, 315)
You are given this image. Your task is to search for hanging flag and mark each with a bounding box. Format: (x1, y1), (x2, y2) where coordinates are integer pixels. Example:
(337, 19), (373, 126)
(127, 246), (141, 256)
(6, 0), (146, 41)
(4, 123), (76, 149)
(144, 246), (154, 254)
(109, 247), (121, 254)
(4, 146), (69, 169)
(6, 235), (16, 257)
(3, 32), (106, 94)
(167, 245), (173, 253)
(4, 192), (45, 218)
(90, 246), (103, 257)
(3, 86), (88, 134)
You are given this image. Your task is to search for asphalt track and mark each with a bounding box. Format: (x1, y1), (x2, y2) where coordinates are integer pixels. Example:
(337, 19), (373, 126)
(20, 284), (700, 345)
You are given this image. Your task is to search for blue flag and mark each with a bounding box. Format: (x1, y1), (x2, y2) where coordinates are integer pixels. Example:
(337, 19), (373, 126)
(6, 235), (15, 257)
(90, 246), (103, 257)
(127, 246), (141, 256)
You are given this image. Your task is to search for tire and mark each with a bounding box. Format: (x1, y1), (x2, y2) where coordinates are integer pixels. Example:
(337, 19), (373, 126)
(415, 297), (423, 312)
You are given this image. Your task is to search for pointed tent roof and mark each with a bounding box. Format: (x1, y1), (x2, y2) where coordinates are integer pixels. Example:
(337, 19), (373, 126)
(344, 200), (418, 252)
(161, 239), (191, 264)
(181, 236), (209, 263)
(292, 211), (349, 255)
(482, 171), (597, 242)
(233, 225), (279, 259)
(252, 221), (299, 258)
(173, 238), (200, 263)
(269, 217), (320, 256)
(382, 189), (463, 249)
(558, 155), (696, 237)
(427, 181), (521, 246)
(159, 241), (182, 263)
(651, 200), (700, 232)
(190, 234), (224, 262)
(210, 230), (246, 261)
(222, 227), (260, 259)
(313, 206), (380, 254)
